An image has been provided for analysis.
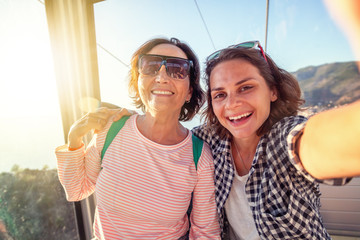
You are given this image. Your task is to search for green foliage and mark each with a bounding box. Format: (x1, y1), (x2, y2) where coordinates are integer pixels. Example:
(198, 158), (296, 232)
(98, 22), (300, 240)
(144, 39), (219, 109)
(0, 167), (78, 240)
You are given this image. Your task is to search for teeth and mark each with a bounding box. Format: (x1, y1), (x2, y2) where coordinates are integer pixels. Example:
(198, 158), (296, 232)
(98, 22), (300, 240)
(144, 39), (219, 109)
(229, 112), (251, 120)
(152, 90), (173, 95)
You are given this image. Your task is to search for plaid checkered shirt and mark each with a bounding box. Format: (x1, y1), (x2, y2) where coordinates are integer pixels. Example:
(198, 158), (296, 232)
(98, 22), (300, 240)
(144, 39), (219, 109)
(193, 115), (351, 239)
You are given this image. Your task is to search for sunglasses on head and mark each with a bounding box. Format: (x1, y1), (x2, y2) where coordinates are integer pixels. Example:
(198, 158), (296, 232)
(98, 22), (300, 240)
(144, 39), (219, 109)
(138, 54), (193, 80)
(206, 40), (268, 63)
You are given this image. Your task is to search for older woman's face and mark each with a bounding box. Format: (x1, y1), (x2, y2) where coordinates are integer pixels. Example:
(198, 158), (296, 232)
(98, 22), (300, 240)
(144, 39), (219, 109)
(138, 44), (192, 116)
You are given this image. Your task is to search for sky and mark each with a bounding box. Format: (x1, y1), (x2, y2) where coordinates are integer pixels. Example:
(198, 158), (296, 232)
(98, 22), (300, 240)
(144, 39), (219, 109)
(94, 0), (356, 114)
(0, 0), (357, 172)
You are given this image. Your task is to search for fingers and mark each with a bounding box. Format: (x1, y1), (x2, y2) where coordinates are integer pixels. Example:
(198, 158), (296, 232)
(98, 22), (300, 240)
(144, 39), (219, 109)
(94, 106), (135, 121)
(89, 107), (121, 132)
(128, 109), (137, 115)
(68, 107), (114, 146)
(69, 110), (107, 136)
(70, 107), (134, 139)
(88, 111), (109, 122)
(86, 114), (106, 126)
(86, 112), (109, 132)
(111, 108), (133, 121)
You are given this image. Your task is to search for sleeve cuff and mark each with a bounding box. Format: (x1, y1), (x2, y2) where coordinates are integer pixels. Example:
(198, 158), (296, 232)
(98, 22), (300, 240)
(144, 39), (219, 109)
(68, 143), (84, 151)
(287, 120), (352, 186)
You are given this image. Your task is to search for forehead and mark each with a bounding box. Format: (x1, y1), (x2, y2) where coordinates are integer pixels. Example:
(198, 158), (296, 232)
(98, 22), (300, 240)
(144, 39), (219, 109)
(147, 44), (188, 59)
(210, 59), (263, 86)
(211, 59), (259, 78)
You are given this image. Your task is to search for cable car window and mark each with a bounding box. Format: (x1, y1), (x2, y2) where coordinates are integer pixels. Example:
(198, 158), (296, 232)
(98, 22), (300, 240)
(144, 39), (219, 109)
(0, 1), (79, 239)
(2, 0), (358, 239)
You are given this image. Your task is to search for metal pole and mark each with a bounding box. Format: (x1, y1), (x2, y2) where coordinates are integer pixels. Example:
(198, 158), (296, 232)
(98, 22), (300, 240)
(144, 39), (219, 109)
(265, 0), (269, 52)
(44, 0), (103, 239)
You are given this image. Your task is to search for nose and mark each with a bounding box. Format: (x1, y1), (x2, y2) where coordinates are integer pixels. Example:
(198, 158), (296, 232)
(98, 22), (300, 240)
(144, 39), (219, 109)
(155, 65), (169, 83)
(225, 93), (241, 110)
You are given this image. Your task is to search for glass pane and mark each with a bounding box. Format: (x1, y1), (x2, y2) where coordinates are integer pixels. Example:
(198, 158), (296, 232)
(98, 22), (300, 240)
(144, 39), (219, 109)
(94, 0), (359, 116)
(0, 1), (79, 239)
(267, 0), (359, 111)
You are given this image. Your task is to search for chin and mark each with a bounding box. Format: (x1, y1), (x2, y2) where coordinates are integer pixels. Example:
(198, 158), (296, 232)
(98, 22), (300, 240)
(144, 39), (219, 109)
(229, 128), (257, 139)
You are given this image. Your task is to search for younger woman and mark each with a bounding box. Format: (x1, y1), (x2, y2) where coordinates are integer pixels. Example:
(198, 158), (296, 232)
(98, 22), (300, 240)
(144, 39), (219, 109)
(193, 41), (360, 239)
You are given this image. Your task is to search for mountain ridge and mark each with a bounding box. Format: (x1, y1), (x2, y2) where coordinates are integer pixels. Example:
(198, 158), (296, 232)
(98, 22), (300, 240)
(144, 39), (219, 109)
(292, 61), (360, 107)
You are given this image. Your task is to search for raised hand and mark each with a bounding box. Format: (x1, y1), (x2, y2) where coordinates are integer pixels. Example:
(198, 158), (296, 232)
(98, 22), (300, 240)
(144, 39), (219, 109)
(67, 107), (121, 149)
(112, 107), (135, 122)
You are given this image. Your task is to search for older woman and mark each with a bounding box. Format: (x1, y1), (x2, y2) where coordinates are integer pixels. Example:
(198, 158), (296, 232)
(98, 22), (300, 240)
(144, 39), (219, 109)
(55, 38), (220, 239)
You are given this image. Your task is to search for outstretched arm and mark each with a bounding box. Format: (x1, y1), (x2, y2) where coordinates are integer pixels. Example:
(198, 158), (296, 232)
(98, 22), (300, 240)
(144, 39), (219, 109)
(299, 100), (360, 179)
(301, 1), (360, 179)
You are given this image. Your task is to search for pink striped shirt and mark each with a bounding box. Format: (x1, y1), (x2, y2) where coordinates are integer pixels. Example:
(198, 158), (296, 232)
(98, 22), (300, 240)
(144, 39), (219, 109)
(56, 115), (220, 239)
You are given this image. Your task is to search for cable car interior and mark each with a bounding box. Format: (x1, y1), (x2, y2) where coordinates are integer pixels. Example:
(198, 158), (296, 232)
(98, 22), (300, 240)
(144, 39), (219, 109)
(0, 0), (359, 239)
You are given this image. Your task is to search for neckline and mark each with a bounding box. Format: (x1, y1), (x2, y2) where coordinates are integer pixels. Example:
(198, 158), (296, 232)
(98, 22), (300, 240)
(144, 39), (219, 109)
(133, 115), (191, 148)
(230, 150), (250, 179)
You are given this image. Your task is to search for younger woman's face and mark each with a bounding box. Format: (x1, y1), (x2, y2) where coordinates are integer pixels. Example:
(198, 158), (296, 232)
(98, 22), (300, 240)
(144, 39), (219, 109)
(210, 59), (277, 140)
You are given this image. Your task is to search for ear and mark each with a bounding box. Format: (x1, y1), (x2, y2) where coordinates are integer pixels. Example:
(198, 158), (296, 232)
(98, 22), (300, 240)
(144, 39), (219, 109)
(270, 87), (278, 102)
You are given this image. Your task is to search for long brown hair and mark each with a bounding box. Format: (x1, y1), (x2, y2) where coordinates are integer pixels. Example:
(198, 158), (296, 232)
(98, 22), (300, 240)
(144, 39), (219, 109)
(203, 47), (305, 139)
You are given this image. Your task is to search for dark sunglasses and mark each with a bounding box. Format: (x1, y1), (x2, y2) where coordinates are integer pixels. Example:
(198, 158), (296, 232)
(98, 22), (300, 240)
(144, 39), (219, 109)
(138, 54), (193, 80)
(207, 40), (268, 63)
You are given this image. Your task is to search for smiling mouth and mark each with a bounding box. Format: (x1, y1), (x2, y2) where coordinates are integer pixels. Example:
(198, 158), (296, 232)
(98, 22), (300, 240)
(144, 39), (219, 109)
(151, 90), (174, 95)
(228, 112), (252, 122)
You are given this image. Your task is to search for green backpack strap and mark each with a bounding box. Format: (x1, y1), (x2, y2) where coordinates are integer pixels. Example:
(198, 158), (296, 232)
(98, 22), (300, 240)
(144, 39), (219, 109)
(100, 115), (203, 171)
(100, 116), (130, 164)
(187, 134), (204, 223)
(191, 134), (203, 170)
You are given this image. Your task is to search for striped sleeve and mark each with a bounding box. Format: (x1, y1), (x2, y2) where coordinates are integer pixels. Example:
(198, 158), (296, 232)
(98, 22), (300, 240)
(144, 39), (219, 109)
(189, 142), (221, 239)
(55, 121), (112, 202)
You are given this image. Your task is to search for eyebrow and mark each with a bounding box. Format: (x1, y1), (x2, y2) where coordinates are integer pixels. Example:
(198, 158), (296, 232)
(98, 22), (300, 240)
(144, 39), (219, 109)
(210, 78), (253, 92)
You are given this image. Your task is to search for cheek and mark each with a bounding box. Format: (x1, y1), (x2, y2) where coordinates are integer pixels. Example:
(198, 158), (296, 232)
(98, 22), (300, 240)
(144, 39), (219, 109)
(182, 81), (192, 98)
(184, 82), (190, 93)
(259, 99), (272, 123)
(211, 102), (223, 120)
(137, 77), (148, 91)
(137, 77), (145, 87)
(137, 78), (142, 89)
(137, 79), (148, 101)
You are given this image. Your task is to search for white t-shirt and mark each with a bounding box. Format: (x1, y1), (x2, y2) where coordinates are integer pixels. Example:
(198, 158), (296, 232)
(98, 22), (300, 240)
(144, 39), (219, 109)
(224, 156), (260, 240)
